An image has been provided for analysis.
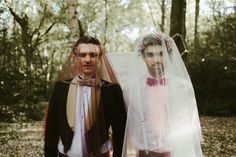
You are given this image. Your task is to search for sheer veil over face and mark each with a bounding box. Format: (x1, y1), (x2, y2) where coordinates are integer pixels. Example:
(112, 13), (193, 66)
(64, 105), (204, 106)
(56, 37), (118, 84)
(74, 43), (102, 78)
(121, 32), (203, 157)
(143, 45), (164, 78)
(52, 36), (119, 156)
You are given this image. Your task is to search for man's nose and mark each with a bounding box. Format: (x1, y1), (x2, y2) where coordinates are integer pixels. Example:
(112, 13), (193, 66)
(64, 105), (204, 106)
(153, 55), (160, 61)
(84, 54), (91, 61)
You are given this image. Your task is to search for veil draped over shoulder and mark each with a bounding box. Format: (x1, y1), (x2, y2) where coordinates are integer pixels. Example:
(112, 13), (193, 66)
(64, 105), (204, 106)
(46, 37), (120, 156)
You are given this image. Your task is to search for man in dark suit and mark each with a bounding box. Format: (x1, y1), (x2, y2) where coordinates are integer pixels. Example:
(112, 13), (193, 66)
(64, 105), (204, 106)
(44, 36), (127, 157)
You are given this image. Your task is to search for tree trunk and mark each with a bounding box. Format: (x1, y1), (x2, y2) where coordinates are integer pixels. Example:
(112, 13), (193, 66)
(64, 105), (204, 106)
(8, 7), (34, 105)
(194, 0), (200, 52)
(104, 0), (108, 47)
(8, 6), (55, 105)
(0, 29), (7, 69)
(170, 0), (187, 56)
(78, 19), (84, 37)
(146, 0), (158, 29)
(160, 0), (166, 32)
(68, 0), (80, 44)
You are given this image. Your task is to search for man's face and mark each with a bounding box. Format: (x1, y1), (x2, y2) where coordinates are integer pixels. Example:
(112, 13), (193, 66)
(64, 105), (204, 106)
(143, 45), (164, 78)
(74, 43), (101, 78)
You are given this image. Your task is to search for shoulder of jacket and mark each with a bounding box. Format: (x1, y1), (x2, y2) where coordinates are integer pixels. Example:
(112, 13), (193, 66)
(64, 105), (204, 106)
(53, 79), (73, 88)
(101, 79), (118, 86)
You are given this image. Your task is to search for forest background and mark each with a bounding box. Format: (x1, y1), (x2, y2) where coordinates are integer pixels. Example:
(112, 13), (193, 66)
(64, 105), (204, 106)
(0, 0), (235, 156)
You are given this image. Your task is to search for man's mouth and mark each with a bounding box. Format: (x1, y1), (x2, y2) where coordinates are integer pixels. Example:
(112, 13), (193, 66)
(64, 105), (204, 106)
(153, 64), (161, 69)
(83, 65), (94, 68)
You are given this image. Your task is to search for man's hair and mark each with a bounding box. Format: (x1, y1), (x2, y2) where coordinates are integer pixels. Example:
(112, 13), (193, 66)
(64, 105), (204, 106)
(72, 36), (103, 54)
(138, 33), (172, 57)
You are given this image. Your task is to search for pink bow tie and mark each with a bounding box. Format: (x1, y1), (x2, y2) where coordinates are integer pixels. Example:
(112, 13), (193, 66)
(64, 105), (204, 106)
(146, 77), (166, 86)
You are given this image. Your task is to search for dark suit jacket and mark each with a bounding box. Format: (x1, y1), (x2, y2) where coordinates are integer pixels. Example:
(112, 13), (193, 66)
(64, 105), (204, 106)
(44, 79), (127, 157)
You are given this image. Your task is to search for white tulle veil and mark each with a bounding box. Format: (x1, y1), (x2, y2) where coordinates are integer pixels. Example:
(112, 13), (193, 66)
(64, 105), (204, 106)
(115, 32), (203, 157)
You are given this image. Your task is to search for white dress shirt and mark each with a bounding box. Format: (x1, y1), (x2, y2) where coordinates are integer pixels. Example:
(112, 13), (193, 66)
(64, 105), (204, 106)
(58, 85), (111, 156)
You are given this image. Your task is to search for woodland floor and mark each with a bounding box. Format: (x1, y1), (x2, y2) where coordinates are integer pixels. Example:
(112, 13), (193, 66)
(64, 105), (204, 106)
(0, 116), (235, 157)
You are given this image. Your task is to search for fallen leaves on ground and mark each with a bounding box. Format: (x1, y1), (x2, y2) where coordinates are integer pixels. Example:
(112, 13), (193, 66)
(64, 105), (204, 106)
(0, 122), (44, 157)
(201, 116), (236, 157)
(0, 116), (235, 157)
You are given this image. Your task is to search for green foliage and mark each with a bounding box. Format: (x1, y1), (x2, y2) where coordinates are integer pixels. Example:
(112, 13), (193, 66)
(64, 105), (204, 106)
(0, 28), (50, 122)
(0, 2), (58, 122)
(1, 0), (235, 121)
(187, 11), (236, 116)
(189, 59), (236, 116)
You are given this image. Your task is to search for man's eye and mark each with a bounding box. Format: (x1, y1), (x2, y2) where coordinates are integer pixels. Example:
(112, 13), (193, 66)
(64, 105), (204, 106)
(77, 53), (87, 58)
(90, 53), (98, 58)
(77, 52), (98, 58)
(159, 51), (163, 57)
(146, 53), (154, 57)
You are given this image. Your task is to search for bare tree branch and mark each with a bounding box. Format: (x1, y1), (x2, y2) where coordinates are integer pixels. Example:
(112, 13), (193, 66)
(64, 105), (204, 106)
(104, 0), (108, 46)
(33, 22), (56, 48)
(146, 0), (158, 30)
(32, 4), (48, 36)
